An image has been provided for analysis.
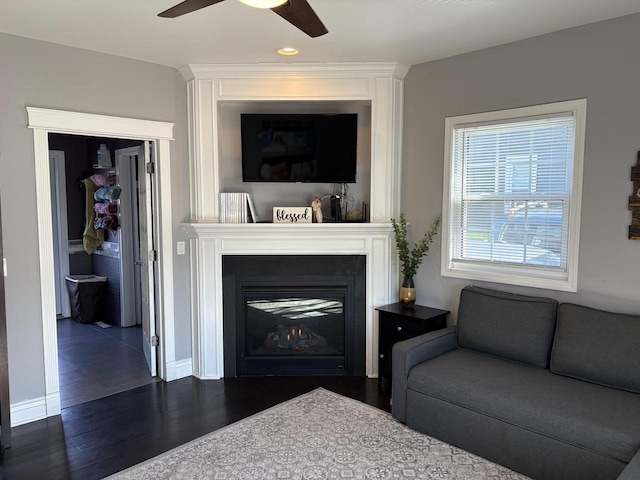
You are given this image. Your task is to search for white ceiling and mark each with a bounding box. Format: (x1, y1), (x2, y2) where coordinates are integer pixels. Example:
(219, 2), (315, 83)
(1, 0), (640, 68)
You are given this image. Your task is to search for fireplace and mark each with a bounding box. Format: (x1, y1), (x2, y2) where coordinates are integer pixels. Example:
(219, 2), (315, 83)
(223, 255), (366, 377)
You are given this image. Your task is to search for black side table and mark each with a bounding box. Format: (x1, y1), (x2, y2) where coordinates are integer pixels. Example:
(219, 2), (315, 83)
(376, 302), (449, 384)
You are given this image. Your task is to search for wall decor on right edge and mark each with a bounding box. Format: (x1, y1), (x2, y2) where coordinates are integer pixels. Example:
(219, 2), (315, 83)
(630, 151), (640, 240)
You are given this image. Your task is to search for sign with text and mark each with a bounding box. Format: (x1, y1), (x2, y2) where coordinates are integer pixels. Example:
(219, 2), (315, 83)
(273, 207), (312, 224)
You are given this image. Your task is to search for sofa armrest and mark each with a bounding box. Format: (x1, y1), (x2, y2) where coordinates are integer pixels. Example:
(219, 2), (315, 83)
(391, 327), (457, 423)
(618, 449), (640, 480)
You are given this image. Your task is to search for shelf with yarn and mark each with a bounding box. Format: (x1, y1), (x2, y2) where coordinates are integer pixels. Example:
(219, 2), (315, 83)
(91, 143), (116, 225)
(91, 173), (121, 234)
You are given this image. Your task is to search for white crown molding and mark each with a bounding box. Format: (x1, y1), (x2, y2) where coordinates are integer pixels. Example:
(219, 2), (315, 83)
(179, 62), (410, 81)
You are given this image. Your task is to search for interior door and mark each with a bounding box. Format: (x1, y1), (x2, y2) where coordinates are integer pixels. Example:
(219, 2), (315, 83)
(49, 151), (71, 318)
(114, 146), (143, 328)
(137, 142), (157, 376)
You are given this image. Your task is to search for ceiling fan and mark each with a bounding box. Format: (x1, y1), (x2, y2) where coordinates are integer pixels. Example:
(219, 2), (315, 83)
(158, 0), (328, 38)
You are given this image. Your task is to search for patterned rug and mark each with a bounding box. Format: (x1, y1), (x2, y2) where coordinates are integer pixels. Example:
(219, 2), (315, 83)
(107, 388), (530, 479)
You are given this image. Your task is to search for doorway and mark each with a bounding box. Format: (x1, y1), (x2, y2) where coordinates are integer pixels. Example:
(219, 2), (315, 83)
(50, 135), (158, 408)
(28, 107), (176, 420)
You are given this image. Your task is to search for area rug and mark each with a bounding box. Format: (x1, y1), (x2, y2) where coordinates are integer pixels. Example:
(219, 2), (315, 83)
(107, 388), (530, 479)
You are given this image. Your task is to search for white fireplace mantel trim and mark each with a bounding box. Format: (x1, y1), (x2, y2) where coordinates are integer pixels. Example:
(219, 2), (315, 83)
(181, 63), (408, 380)
(180, 62), (410, 79)
(183, 222), (398, 379)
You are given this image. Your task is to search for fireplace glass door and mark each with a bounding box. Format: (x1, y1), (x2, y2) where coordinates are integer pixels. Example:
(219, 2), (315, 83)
(239, 289), (348, 375)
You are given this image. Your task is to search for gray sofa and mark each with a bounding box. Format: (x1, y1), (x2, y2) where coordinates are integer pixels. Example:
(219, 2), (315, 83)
(392, 285), (640, 480)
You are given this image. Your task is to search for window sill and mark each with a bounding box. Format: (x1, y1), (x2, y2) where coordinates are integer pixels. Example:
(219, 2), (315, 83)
(441, 261), (577, 293)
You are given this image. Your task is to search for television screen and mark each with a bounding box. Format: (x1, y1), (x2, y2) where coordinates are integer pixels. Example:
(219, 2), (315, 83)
(241, 113), (357, 183)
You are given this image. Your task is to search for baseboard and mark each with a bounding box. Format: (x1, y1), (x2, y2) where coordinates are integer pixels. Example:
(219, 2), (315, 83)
(174, 358), (193, 379)
(46, 390), (61, 417)
(11, 396), (47, 427)
(192, 374), (222, 380)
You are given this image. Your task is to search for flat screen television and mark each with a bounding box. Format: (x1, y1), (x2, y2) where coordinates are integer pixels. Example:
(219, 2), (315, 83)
(241, 113), (358, 183)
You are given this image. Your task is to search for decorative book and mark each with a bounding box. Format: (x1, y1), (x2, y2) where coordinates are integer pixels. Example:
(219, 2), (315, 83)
(219, 193), (258, 223)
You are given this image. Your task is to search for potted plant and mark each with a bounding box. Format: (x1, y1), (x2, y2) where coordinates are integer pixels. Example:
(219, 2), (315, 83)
(391, 213), (441, 306)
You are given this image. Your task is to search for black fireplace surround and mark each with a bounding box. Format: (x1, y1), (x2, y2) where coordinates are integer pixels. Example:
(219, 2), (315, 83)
(222, 255), (366, 377)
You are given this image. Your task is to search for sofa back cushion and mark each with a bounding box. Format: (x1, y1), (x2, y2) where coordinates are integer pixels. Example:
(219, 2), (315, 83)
(551, 303), (640, 393)
(457, 286), (558, 368)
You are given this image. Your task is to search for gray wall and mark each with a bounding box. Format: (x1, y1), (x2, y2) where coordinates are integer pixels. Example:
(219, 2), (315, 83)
(3, 11), (639, 406)
(403, 13), (640, 320)
(0, 33), (191, 403)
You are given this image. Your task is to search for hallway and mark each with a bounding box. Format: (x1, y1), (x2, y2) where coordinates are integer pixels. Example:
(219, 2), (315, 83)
(57, 318), (158, 409)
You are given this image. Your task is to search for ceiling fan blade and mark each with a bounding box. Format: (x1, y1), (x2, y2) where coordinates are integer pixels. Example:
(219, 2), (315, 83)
(158, 0), (226, 18)
(271, 0), (328, 38)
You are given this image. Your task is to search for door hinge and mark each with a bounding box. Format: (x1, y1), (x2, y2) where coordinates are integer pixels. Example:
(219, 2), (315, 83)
(151, 335), (159, 347)
(146, 162), (155, 174)
(148, 250), (157, 262)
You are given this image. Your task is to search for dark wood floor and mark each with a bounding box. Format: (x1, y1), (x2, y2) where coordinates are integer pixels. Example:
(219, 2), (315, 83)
(57, 318), (159, 409)
(0, 376), (391, 480)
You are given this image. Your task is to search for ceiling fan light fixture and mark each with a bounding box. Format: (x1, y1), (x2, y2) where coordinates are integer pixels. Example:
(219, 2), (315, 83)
(238, 0), (288, 8)
(159, 0), (326, 38)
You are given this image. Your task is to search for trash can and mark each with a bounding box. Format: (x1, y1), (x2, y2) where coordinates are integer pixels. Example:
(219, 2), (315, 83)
(65, 275), (107, 324)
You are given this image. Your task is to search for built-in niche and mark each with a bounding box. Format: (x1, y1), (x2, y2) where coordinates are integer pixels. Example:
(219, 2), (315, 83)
(218, 100), (372, 221)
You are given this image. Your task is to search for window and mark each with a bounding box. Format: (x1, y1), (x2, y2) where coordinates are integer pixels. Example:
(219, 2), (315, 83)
(442, 99), (586, 291)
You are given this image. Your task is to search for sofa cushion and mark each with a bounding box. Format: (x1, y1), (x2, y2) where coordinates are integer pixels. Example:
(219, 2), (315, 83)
(551, 303), (640, 394)
(407, 348), (640, 463)
(457, 285), (558, 367)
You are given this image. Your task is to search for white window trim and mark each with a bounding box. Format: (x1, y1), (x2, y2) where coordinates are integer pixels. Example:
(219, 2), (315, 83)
(441, 99), (587, 292)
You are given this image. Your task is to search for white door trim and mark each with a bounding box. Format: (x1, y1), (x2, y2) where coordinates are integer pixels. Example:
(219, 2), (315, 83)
(27, 107), (176, 419)
(137, 142), (158, 376)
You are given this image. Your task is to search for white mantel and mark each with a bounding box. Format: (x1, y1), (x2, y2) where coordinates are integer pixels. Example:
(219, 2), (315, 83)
(184, 222), (398, 378)
(182, 63), (408, 378)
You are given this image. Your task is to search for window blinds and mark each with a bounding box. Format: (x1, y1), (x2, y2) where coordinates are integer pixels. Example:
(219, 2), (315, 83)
(450, 113), (575, 271)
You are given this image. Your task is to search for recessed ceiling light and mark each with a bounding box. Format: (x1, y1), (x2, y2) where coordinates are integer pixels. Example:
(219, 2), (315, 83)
(277, 47), (299, 56)
(238, 0), (287, 8)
